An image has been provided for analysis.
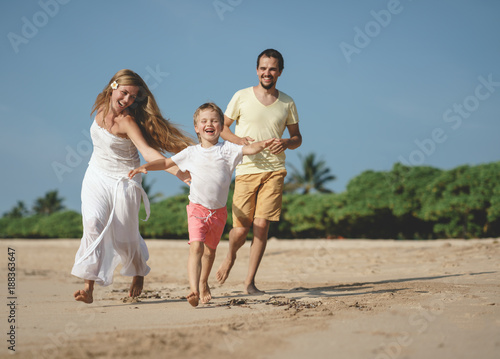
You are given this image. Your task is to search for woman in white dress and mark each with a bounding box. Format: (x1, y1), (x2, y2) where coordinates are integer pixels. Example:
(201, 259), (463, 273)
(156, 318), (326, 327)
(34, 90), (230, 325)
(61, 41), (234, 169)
(72, 69), (193, 304)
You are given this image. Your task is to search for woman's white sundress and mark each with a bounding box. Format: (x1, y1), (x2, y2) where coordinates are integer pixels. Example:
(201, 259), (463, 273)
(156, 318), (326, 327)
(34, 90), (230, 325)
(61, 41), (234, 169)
(71, 119), (151, 286)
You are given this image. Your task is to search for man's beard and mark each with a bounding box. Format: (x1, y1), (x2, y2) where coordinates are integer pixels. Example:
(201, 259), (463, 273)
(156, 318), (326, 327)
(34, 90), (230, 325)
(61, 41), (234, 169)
(260, 79), (275, 90)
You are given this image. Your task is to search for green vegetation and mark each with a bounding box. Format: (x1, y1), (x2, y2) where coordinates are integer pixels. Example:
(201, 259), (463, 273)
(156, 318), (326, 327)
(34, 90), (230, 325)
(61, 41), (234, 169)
(32, 190), (65, 216)
(0, 211), (82, 238)
(2, 161), (499, 239)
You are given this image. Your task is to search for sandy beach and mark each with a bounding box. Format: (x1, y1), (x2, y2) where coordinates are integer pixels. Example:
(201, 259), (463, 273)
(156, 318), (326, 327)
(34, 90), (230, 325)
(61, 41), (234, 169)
(1, 238), (499, 359)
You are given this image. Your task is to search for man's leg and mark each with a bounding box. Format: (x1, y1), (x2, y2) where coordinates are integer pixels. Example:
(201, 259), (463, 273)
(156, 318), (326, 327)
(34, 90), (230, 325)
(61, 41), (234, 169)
(216, 226), (250, 284)
(244, 218), (270, 295)
(245, 170), (286, 294)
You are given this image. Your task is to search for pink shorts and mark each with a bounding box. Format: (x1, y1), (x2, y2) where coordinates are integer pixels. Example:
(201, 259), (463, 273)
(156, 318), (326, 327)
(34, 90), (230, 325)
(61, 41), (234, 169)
(186, 202), (227, 250)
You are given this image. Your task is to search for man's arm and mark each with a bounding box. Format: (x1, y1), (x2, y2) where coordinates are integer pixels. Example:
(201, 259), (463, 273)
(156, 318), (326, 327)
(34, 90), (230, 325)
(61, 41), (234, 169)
(268, 123), (302, 155)
(221, 115), (255, 145)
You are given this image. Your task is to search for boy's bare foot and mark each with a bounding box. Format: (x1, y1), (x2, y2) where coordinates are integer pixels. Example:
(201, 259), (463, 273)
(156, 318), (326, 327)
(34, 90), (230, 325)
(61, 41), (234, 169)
(216, 254), (236, 284)
(74, 289), (93, 304)
(129, 276), (144, 298)
(187, 291), (199, 307)
(245, 282), (265, 295)
(200, 282), (212, 304)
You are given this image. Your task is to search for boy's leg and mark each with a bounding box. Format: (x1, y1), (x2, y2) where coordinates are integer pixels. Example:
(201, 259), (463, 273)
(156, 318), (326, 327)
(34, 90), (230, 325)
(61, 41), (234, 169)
(217, 173), (258, 284)
(187, 241), (204, 307)
(216, 226), (250, 284)
(200, 244), (216, 303)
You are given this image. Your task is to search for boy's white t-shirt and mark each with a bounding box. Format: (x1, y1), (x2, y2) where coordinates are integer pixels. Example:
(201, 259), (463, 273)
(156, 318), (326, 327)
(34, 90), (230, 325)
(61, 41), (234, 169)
(171, 141), (243, 210)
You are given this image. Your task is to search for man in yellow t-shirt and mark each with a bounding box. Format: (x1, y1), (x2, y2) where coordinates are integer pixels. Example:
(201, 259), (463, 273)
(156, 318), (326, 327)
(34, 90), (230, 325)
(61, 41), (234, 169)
(216, 49), (302, 295)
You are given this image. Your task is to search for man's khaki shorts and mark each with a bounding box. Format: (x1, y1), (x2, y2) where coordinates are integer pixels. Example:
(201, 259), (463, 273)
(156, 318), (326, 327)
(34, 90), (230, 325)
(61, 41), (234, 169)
(232, 170), (287, 228)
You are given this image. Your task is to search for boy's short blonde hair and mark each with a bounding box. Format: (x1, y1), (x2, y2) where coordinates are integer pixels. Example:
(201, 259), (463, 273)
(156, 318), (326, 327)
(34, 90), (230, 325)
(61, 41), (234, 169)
(193, 102), (225, 142)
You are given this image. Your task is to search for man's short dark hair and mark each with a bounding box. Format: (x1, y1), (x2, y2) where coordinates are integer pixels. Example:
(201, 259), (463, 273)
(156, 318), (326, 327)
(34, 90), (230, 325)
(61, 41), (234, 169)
(257, 49), (284, 72)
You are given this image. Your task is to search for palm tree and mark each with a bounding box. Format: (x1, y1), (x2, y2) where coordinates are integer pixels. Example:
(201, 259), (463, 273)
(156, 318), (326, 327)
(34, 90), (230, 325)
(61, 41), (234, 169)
(286, 153), (336, 194)
(3, 201), (29, 218)
(32, 190), (65, 215)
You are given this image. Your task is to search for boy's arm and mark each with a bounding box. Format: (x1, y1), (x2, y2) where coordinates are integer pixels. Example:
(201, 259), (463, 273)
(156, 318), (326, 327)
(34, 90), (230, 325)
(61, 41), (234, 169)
(128, 158), (176, 179)
(170, 165), (191, 185)
(242, 139), (274, 156)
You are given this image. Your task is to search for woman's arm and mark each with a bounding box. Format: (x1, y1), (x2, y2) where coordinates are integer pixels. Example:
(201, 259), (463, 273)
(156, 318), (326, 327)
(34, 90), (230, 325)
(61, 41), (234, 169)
(120, 115), (190, 182)
(128, 157), (176, 179)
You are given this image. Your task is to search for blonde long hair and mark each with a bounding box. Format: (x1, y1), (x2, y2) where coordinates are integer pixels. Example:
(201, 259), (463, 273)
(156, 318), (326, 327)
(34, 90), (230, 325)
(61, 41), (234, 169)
(91, 69), (194, 153)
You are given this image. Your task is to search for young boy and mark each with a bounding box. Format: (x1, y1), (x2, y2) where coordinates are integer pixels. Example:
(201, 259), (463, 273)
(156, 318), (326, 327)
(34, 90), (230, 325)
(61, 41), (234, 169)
(128, 103), (273, 307)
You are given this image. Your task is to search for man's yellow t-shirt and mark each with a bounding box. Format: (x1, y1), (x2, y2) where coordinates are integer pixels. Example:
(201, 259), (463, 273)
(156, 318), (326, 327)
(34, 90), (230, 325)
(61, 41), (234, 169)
(225, 87), (299, 176)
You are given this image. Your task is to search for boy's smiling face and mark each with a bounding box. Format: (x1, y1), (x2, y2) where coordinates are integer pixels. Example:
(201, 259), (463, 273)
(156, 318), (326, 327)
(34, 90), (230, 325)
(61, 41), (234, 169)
(195, 109), (222, 147)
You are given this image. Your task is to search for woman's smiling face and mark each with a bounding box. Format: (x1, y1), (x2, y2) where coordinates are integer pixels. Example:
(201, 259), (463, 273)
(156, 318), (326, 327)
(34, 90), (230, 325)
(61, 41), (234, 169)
(110, 85), (139, 113)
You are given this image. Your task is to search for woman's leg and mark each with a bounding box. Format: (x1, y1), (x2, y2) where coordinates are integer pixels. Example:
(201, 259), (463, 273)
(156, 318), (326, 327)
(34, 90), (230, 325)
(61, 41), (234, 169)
(74, 280), (95, 304)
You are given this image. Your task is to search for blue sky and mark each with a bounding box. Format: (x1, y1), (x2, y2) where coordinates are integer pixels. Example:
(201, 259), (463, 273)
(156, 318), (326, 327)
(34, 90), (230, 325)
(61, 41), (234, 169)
(1, 0), (499, 215)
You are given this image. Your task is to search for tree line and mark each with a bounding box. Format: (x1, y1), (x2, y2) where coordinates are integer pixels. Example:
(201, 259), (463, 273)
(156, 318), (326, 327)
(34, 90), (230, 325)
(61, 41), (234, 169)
(1, 159), (499, 239)
(278, 161), (500, 239)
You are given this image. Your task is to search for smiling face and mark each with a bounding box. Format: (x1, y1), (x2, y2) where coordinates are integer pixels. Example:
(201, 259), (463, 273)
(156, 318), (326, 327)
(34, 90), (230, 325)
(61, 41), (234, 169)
(257, 56), (282, 90)
(194, 108), (222, 147)
(110, 85), (139, 113)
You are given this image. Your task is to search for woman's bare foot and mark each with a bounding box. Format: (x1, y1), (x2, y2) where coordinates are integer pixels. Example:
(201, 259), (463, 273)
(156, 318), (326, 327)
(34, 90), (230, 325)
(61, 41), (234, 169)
(216, 254), (236, 285)
(74, 280), (94, 304)
(74, 289), (93, 304)
(245, 282), (265, 295)
(129, 276), (144, 298)
(187, 291), (199, 307)
(200, 282), (212, 304)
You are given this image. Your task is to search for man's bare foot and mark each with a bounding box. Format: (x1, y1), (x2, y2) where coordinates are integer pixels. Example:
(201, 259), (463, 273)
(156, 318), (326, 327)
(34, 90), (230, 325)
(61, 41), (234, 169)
(216, 254), (236, 285)
(187, 291), (199, 307)
(74, 289), (93, 304)
(129, 276), (144, 298)
(200, 282), (212, 304)
(245, 282), (265, 295)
